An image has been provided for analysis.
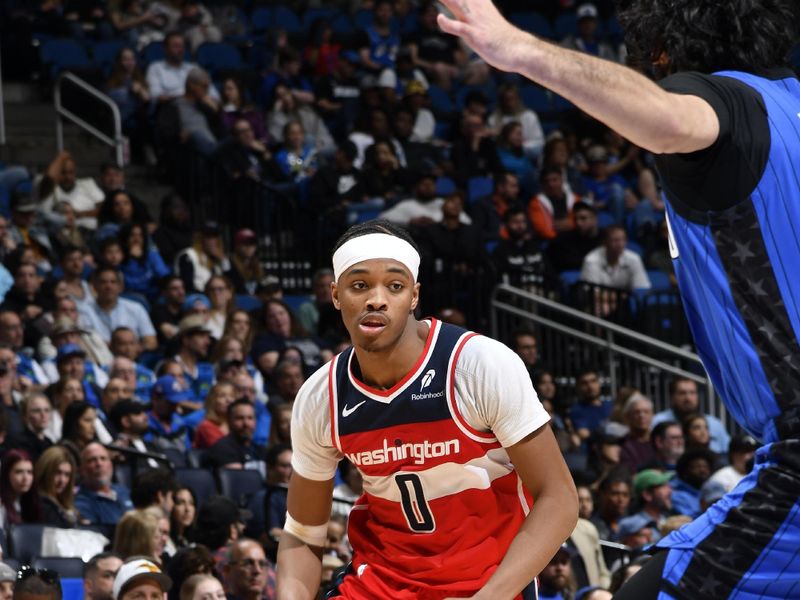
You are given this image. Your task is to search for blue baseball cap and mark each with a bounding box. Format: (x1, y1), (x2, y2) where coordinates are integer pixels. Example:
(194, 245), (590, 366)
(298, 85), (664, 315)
(56, 343), (86, 363)
(183, 293), (211, 312)
(151, 375), (194, 404)
(616, 514), (657, 540)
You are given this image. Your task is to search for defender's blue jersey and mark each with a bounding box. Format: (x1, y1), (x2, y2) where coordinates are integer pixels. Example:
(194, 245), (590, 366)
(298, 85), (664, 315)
(663, 71), (800, 444)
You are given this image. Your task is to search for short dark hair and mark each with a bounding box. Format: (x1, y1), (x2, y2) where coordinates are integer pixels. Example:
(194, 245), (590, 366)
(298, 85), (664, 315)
(14, 570), (62, 600)
(617, 0), (798, 75)
(503, 206), (526, 223)
(92, 265), (122, 284)
(676, 447), (716, 479)
(668, 376), (697, 396)
(60, 245), (84, 260)
(85, 552), (123, 578)
(266, 443), (291, 468)
(333, 219), (420, 256)
(540, 166), (563, 181)
(131, 468), (180, 508)
(226, 397), (254, 418)
(650, 420), (681, 447)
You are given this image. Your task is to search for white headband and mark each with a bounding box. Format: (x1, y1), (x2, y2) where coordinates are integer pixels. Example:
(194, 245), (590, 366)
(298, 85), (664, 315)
(332, 233), (420, 281)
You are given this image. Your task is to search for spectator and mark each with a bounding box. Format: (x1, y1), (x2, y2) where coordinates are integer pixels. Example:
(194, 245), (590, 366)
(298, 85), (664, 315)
(528, 167), (581, 240)
(381, 172), (465, 228)
(266, 84), (332, 153)
(223, 310), (256, 360)
(496, 121), (538, 199)
(699, 479), (727, 512)
(541, 137), (587, 197)
(538, 544), (577, 600)
(0, 563), (14, 600)
(614, 513), (657, 549)
(118, 223), (170, 301)
(166, 546), (215, 600)
(577, 485), (594, 521)
(206, 399), (267, 476)
(229, 371), (270, 447)
(39, 151), (105, 230)
(45, 376), (84, 441)
(569, 517), (610, 590)
(60, 401), (99, 467)
(108, 1), (168, 48)
(569, 368), (613, 442)
(152, 193), (193, 267)
(179, 575), (224, 600)
(98, 237), (125, 270)
(79, 267), (158, 350)
(630, 469), (675, 542)
(581, 146), (629, 223)
(652, 377), (730, 454)
(491, 207), (547, 291)
(108, 398), (160, 471)
(682, 413), (712, 452)
(274, 121), (319, 183)
(131, 468), (179, 514)
(204, 276), (234, 340)
(607, 555), (650, 594)
(174, 315), (215, 402)
(150, 275), (186, 346)
(190, 495), (246, 554)
(401, 81), (435, 143)
(547, 201), (601, 273)
(109, 332), (156, 400)
(359, 139), (411, 204)
(111, 557), (172, 600)
(211, 337), (265, 403)
(169, 68), (222, 157)
(106, 48), (151, 161)
(75, 442), (133, 526)
(170, 486), (196, 549)
(580, 225), (651, 291)
(1, 262), (53, 350)
(174, 1), (221, 52)
(0, 449), (40, 528)
(647, 421), (685, 471)
(222, 538), (276, 600)
(35, 445), (79, 527)
(670, 448), (716, 518)
(469, 171), (521, 243)
(708, 433), (758, 492)
(590, 472), (631, 540)
(146, 31), (218, 104)
(296, 269), (334, 337)
(560, 3), (618, 61)
(259, 48), (314, 111)
(215, 120), (283, 186)
(113, 509), (163, 562)
(619, 392), (657, 473)
(314, 51), (361, 142)
(332, 459), (362, 518)
(220, 79), (266, 141)
(308, 143), (362, 236)
(450, 114), (503, 187)
(56, 246), (93, 309)
(146, 375), (192, 453)
(175, 223), (230, 294)
(266, 403), (292, 449)
(7, 392), (54, 462)
(98, 163), (125, 197)
(193, 382), (235, 449)
(358, 0), (400, 73)
(587, 422), (629, 484)
(628, 168), (665, 244)
(406, 1), (472, 90)
(83, 553), (123, 600)
(11, 566), (61, 600)
(41, 319), (109, 391)
(489, 84), (545, 159)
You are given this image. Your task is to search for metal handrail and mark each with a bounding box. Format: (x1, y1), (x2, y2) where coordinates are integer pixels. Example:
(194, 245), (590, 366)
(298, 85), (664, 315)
(54, 72), (124, 165)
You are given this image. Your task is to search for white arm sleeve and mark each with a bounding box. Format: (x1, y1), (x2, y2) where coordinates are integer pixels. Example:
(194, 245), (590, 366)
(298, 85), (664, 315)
(453, 335), (550, 448)
(290, 363), (342, 481)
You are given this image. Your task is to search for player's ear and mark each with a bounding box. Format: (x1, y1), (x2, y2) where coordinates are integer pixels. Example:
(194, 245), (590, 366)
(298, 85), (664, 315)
(331, 281), (341, 310)
(410, 282), (420, 312)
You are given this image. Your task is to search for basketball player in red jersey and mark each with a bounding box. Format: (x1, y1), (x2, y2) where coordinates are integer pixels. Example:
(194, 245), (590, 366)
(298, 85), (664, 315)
(276, 220), (578, 599)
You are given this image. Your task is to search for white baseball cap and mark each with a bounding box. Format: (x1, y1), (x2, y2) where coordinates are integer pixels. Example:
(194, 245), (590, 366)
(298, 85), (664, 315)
(112, 558), (172, 600)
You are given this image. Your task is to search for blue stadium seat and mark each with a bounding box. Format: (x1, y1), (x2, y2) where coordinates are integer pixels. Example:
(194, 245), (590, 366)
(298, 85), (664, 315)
(455, 84), (496, 111)
(61, 578), (83, 600)
(114, 464), (132, 489)
(550, 94), (575, 113)
(187, 448), (208, 469)
(303, 7), (340, 31)
(519, 84), (551, 114)
(435, 176), (456, 197)
(273, 6), (302, 33)
(0, 185), (10, 219)
(426, 84), (454, 116)
(353, 9), (374, 29)
(559, 270), (582, 299)
(330, 13), (355, 34)
(554, 13), (578, 39)
(647, 270), (672, 291)
(509, 11), (553, 39)
(467, 176), (493, 203)
(218, 469), (265, 506)
(244, 489), (266, 538)
(92, 40), (126, 76)
(626, 240), (644, 257)
(140, 41), (190, 67)
(282, 294), (308, 315)
(175, 468), (218, 504)
(596, 211), (616, 228)
(235, 294), (262, 312)
(40, 39), (91, 79)
(196, 42), (243, 74)
(8, 524), (44, 562)
(163, 447), (188, 469)
(33, 558), (85, 579)
(605, 17), (624, 43)
(250, 7), (272, 33)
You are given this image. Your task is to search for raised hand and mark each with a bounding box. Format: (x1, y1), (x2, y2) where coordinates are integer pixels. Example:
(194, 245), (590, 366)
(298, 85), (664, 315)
(436, 0), (531, 73)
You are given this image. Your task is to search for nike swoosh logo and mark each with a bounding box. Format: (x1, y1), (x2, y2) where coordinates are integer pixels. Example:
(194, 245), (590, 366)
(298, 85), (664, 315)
(342, 401), (367, 417)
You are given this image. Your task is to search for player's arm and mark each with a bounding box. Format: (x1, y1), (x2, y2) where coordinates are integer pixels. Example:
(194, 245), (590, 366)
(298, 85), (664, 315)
(469, 425), (578, 600)
(276, 473), (334, 600)
(436, 0), (719, 155)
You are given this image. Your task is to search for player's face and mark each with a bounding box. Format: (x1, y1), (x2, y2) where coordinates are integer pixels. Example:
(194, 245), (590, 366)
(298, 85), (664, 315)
(332, 258), (420, 353)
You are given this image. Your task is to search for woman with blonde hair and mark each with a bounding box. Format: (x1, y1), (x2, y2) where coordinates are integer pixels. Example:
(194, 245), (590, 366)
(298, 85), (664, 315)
(179, 574), (225, 600)
(113, 508), (162, 563)
(193, 382), (235, 449)
(34, 446), (79, 528)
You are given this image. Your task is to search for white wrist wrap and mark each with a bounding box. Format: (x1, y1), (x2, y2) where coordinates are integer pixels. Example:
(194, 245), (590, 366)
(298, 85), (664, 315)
(284, 512), (328, 547)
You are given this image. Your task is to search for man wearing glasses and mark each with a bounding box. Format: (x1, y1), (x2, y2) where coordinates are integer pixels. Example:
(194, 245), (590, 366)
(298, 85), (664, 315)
(223, 539), (276, 600)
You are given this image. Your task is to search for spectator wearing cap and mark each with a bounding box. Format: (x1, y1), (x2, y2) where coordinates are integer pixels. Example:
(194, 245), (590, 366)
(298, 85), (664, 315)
(377, 48), (429, 104)
(402, 81), (436, 143)
(547, 201), (601, 273)
(54, 343), (104, 412)
(112, 557), (172, 600)
(581, 145), (630, 223)
(146, 375), (193, 454)
(109, 329), (156, 400)
(222, 538), (276, 600)
(84, 552), (123, 600)
(614, 513), (657, 549)
(0, 562), (14, 600)
(538, 544), (578, 600)
(42, 318), (109, 389)
(619, 393), (657, 474)
(75, 442), (133, 526)
(173, 315), (215, 402)
(206, 399), (267, 477)
(79, 267), (157, 350)
(670, 447), (716, 518)
(560, 3), (618, 62)
(699, 479), (727, 512)
(151, 276), (187, 346)
(109, 398), (160, 470)
(528, 167), (584, 240)
(580, 225), (651, 294)
(630, 469), (675, 542)
(7, 191), (53, 270)
(651, 377), (730, 454)
(708, 433), (759, 492)
(175, 223), (230, 294)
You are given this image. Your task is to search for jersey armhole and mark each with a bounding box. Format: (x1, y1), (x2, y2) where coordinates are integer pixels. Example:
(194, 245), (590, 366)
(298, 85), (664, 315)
(327, 354), (342, 452)
(445, 332), (498, 443)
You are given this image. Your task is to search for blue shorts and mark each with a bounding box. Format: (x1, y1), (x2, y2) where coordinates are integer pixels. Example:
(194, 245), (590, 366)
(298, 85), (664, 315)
(651, 439), (800, 598)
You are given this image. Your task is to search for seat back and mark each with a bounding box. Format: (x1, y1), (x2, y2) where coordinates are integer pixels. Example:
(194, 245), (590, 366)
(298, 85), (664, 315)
(175, 468), (218, 504)
(8, 524), (44, 562)
(32, 557), (86, 579)
(218, 469), (265, 506)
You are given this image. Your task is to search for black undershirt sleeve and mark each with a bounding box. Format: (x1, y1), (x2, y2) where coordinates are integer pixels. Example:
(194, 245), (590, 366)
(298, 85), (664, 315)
(654, 72), (771, 214)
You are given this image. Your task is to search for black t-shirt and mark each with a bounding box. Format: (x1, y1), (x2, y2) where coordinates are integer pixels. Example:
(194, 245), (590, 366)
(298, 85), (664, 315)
(207, 434), (267, 472)
(654, 70), (794, 215)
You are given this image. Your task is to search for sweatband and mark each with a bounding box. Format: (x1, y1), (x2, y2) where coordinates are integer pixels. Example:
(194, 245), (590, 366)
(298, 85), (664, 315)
(283, 512), (328, 547)
(332, 233), (420, 282)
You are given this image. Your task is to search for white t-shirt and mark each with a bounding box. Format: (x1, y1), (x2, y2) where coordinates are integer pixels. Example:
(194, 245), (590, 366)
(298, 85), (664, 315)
(291, 332), (550, 481)
(709, 465), (745, 493)
(40, 178), (105, 230)
(379, 197), (472, 227)
(580, 246), (651, 290)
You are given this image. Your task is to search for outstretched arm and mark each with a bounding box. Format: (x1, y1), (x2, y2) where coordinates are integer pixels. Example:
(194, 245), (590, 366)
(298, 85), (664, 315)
(436, 0), (719, 154)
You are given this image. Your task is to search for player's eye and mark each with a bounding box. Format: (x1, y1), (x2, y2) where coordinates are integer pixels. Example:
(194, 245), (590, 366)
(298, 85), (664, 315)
(389, 282), (404, 292)
(352, 281), (367, 290)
